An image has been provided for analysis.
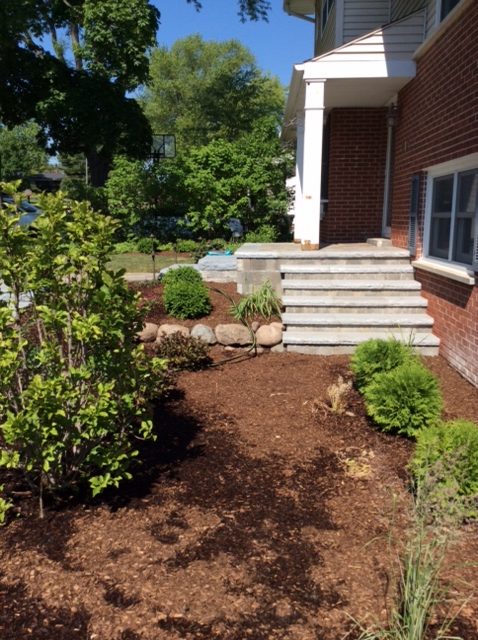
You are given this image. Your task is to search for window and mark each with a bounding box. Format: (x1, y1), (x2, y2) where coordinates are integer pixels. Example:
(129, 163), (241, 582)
(440, 0), (461, 21)
(427, 165), (478, 267)
(321, 0), (335, 33)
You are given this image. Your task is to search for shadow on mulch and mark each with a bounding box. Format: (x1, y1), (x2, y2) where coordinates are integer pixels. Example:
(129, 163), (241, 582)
(0, 578), (90, 640)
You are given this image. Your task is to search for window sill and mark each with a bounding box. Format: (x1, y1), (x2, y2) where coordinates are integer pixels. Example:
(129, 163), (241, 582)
(412, 258), (476, 285)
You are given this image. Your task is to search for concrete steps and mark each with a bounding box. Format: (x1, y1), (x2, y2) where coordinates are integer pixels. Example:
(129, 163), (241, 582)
(280, 247), (440, 356)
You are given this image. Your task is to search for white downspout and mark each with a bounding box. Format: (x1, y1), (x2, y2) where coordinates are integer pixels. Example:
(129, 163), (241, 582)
(381, 104), (397, 238)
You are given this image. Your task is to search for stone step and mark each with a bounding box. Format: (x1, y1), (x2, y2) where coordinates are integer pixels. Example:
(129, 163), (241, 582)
(282, 312), (434, 332)
(283, 329), (440, 356)
(282, 279), (422, 297)
(283, 295), (428, 314)
(281, 264), (414, 281)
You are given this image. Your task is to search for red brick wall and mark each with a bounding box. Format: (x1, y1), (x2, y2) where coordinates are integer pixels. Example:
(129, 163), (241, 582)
(322, 108), (387, 244)
(391, 3), (478, 386)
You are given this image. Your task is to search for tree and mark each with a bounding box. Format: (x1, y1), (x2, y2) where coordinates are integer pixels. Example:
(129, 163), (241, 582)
(0, 122), (47, 181)
(143, 35), (284, 149)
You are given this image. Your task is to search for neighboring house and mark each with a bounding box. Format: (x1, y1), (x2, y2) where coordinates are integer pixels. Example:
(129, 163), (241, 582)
(282, 0), (478, 386)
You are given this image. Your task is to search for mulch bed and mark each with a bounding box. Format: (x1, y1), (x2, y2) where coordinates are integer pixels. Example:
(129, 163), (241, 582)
(1, 282), (478, 640)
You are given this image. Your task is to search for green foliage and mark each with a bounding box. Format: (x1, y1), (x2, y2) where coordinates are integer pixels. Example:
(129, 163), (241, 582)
(113, 239), (140, 254)
(0, 122), (47, 181)
(0, 183), (169, 508)
(410, 420), (478, 508)
(351, 338), (415, 392)
(161, 266), (203, 287)
(244, 224), (278, 243)
(136, 236), (157, 253)
(363, 362), (442, 437)
(231, 281), (282, 323)
(174, 239), (198, 253)
(155, 333), (211, 372)
(163, 279), (212, 320)
(144, 35), (284, 150)
(0, 486), (13, 525)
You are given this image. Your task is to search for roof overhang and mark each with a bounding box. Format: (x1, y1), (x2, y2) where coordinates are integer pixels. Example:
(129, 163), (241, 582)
(283, 0), (315, 18)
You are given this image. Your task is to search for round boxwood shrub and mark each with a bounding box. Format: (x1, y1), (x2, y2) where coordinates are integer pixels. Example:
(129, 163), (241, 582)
(161, 265), (203, 287)
(363, 361), (442, 437)
(410, 420), (478, 503)
(163, 280), (211, 320)
(351, 338), (415, 391)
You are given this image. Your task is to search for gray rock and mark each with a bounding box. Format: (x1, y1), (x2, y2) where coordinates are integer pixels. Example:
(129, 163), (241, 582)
(191, 324), (217, 345)
(271, 343), (284, 353)
(256, 323), (283, 347)
(251, 321), (260, 333)
(137, 322), (159, 343)
(156, 324), (190, 342)
(215, 323), (252, 346)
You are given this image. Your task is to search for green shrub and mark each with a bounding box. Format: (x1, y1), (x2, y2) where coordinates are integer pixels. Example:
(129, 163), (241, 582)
(174, 239), (198, 253)
(209, 238), (227, 250)
(158, 242), (173, 252)
(155, 333), (211, 372)
(351, 338), (415, 391)
(231, 280), (282, 323)
(0, 184), (169, 513)
(363, 361), (442, 437)
(161, 265), (203, 287)
(410, 420), (478, 505)
(136, 236), (157, 253)
(244, 224), (278, 243)
(163, 281), (211, 320)
(113, 239), (138, 254)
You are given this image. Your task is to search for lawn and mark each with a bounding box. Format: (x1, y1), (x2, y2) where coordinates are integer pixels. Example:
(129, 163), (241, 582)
(1, 283), (478, 640)
(107, 251), (192, 273)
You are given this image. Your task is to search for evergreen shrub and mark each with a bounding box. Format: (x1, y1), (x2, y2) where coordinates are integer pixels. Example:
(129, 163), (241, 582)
(410, 420), (478, 507)
(351, 338), (415, 391)
(363, 361), (442, 437)
(155, 333), (211, 372)
(163, 280), (211, 320)
(161, 265), (203, 287)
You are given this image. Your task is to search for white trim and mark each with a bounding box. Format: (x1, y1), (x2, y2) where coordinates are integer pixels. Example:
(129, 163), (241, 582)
(423, 153), (478, 269)
(414, 0), (471, 60)
(412, 258), (476, 285)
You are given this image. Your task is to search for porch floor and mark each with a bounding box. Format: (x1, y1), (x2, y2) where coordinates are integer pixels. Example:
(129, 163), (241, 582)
(235, 241), (409, 260)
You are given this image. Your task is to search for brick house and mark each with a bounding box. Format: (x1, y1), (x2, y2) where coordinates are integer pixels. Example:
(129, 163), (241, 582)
(280, 0), (478, 386)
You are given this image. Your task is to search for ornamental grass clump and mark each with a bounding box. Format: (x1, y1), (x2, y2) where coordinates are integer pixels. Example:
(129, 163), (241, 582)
(363, 361), (442, 438)
(0, 183), (169, 516)
(351, 338), (415, 392)
(410, 420), (478, 514)
(230, 280), (282, 323)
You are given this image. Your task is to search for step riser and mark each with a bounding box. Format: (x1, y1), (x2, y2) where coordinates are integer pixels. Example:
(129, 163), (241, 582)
(282, 272), (415, 281)
(279, 257), (411, 267)
(284, 325), (432, 334)
(282, 289), (421, 298)
(285, 344), (440, 356)
(285, 305), (427, 314)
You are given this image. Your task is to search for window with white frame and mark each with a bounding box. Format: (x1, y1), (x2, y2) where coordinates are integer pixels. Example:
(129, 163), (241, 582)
(427, 158), (478, 267)
(321, 0), (335, 33)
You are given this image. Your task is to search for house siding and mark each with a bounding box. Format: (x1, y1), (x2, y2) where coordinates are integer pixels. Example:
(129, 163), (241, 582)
(316, 2), (337, 55)
(391, 0), (426, 20)
(343, 0), (390, 43)
(391, 2), (478, 385)
(322, 108), (387, 243)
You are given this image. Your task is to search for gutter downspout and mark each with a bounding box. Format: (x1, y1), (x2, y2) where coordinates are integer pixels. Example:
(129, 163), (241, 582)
(382, 104), (397, 238)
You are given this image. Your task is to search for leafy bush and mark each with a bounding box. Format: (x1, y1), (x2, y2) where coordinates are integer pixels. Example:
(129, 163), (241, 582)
(155, 333), (211, 372)
(174, 239), (198, 253)
(410, 420), (478, 506)
(244, 224), (278, 243)
(231, 280), (282, 323)
(163, 280), (212, 320)
(209, 238), (227, 250)
(136, 236), (158, 253)
(158, 242), (174, 252)
(0, 184), (169, 512)
(161, 265), (203, 287)
(113, 239), (139, 254)
(363, 362), (442, 437)
(351, 338), (415, 391)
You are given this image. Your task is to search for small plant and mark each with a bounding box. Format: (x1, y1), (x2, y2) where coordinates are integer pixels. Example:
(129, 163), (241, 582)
(351, 338), (415, 392)
(410, 420), (478, 512)
(161, 265), (203, 287)
(136, 236), (157, 253)
(244, 224), (278, 243)
(174, 239), (198, 253)
(326, 375), (353, 414)
(155, 333), (211, 372)
(230, 281), (282, 323)
(113, 239), (139, 254)
(163, 280), (211, 320)
(363, 361), (442, 437)
(0, 487), (12, 525)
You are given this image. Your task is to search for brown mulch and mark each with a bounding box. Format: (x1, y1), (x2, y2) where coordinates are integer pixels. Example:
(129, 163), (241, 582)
(1, 283), (478, 640)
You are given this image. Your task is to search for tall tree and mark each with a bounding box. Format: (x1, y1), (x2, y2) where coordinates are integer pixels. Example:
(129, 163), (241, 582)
(0, 122), (47, 181)
(143, 35), (284, 149)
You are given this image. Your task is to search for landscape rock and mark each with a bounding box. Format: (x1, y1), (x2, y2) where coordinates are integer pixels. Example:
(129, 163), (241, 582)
(215, 323), (252, 346)
(137, 322), (159, 343)
(156, 324), (190, 342)
(271, 321), (285, 331)
(256, 323), (283, 347)
(191, 324), (217, 345)
(271, 342), (284, 353)
(251, 321), (260, 332)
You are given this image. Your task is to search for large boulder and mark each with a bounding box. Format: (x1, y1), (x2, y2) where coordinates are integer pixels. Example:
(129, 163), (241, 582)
(215, 323), (252, 346)
(156, 324), (190, 343)
(137, 322), (159, 343)
(191, 324), (217, 345)
(256, 323), (283, 347)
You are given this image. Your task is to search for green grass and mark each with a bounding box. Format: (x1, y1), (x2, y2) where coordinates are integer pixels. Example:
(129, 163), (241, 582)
(107, 252), (191, 273)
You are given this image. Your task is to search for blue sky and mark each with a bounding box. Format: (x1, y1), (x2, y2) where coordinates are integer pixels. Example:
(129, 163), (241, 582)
(153, 0), (314, 85)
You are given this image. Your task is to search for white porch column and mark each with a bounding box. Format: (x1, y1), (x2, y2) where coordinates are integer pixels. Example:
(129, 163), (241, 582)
(301, 79), (325, 249)
(293, 111), (305, 242)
